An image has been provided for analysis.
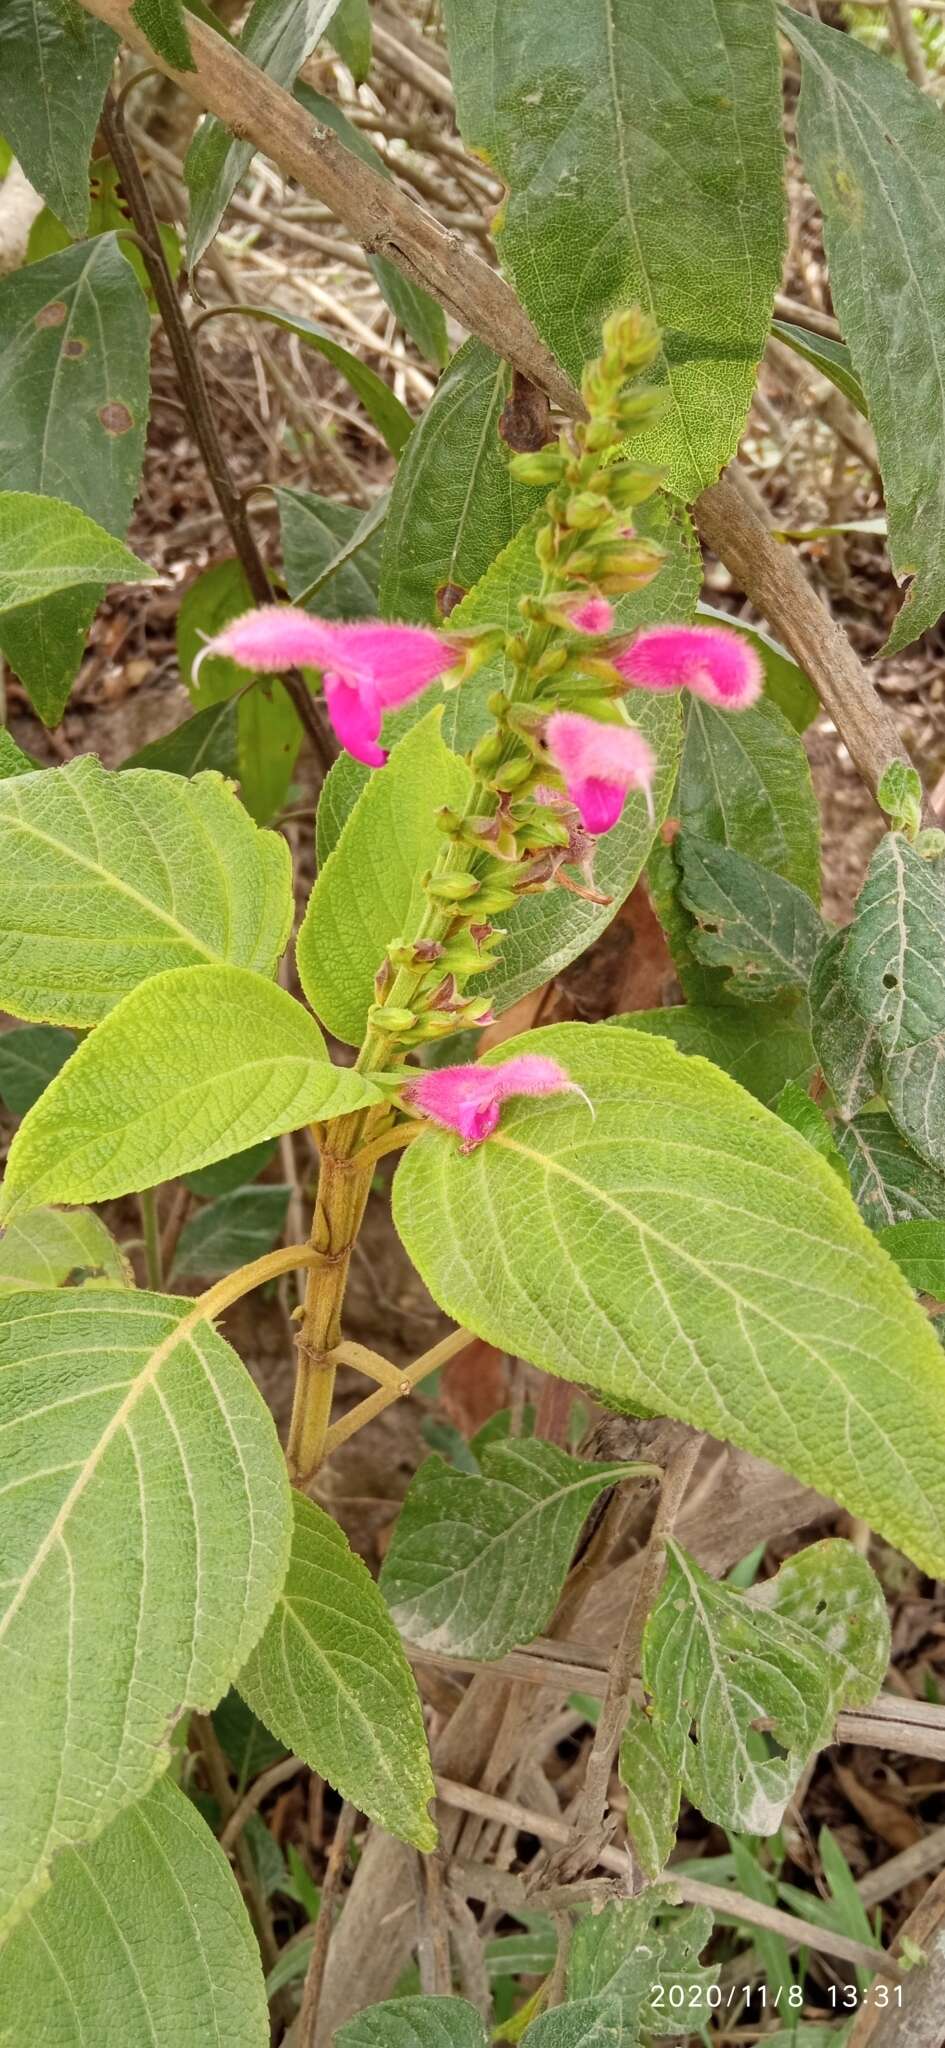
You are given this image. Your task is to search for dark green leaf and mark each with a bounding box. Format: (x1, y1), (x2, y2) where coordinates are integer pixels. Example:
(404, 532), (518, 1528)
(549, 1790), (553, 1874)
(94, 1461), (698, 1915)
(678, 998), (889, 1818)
(771, 319), (867, 417)
(380, 1439), (654, 1660)
(678, 695), (822, 901)
(0, 2), (117, 236)
(675, 834), (826, 1000)
(131, 0), (195, 66)
(379, 338), (538, 623)
(237, 677), (302, 826)
(876, 1219), (945, 1297)
(0, 236), (150, 724)
(885, 1033), (945, 1173)
(614, 1001), (815, 1109)
(809, 930), (884, 1121)
(338, 2000), (486, 2048)
(277, 486), (384, 617)
(836, 1109), (945, 1228)
(0, 1024), (76, 1117)
(184, 1138), (280, 1197)
(442, 0), (785, 498)
(214, 302), (412, 455)
(122, 697), (240, 778)
(171, 1185), (291, 1279)
(842, 833), (945, 1054)
(784, 8), (945, 651)
(326, 0), (371, 80)
(619, 1702), (681, 1877)
(776, 1080), (849, 1182)
(213, 1688), (288, 1787)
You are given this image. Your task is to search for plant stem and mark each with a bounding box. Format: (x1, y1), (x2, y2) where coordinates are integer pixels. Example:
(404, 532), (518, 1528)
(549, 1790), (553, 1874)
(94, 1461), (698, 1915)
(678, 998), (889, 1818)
(138, 1186), (164, 1290)
(286, 1123), (381, 1484)
(321, 1326), (474, 1459)
(296, 1800), (359, 2048)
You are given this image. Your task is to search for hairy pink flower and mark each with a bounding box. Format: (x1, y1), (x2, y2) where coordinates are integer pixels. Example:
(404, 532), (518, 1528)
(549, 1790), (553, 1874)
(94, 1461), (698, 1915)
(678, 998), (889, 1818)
(194, 606), (454, 766)
(404, 1053), (585, 1151)
(569, 596), (614, 634)
(545, 712), (655, 835)
(615, 623), (762, 709)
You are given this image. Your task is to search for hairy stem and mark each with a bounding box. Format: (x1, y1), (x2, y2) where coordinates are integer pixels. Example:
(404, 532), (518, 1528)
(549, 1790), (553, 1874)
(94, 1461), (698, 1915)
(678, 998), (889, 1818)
(138, 1186), (164, 1290)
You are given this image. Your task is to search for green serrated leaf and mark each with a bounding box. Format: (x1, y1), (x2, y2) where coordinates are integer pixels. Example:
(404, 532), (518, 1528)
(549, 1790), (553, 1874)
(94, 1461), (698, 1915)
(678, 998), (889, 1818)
(0, 2), (117, 237)
(379, 1439), (654, 1661)
(0, 965), (380, 1220)
(565, 1892), (716, 2030)
(0, 755), (293, 1026)
(338, 2000), (486, 2048)
(783, 8), (945, 650)
(185, 0), (343, 266)
(0, 1023), (75, 1115)
(0, 1775), (269, 2044)
(842, 833), (945, 1053)
(240, 1492), (436, 1849)
(0, 491), (153, 618)
(0, 1286), (292, 1932)
(0, 235), (150, 724)
(675, 834), (826, 1001)
(297, 711), (472, 1046)
(172, 1184), (291, 1280)
(885, 1034), (945, 1173)
(771, 319), (867, 417)
(296, 86), (448, 366)
(442, 0), (784, 499)
(131, 0), (195, 66)
(877, 760), (923, 836)
(379, 338), (538, 624)
(123, 697), (240, 778)
(613, 1001), (815, 1110)
(0, 1205), (131, 1292)
(678, 694), (822, 901)
(392, 1022), (945, 1577)
(643, 1539), (889, 1833)
(277, 486), (384, 617)
(809, 930), (884, 1122)
(836, 1108), (945, 1227)
(0, 728), (37, 778)
(619, 1702), (682, 1877)
(213, 1688), (288, 1787)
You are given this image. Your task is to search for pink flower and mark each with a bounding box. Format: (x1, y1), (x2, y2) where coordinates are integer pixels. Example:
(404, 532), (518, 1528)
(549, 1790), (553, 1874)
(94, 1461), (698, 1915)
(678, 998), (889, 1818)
(404, 1053), (587, 1151)
(569, 597), (614, 634)
(193, 606), (454, 766)
(615, 623), (762, 710)
(545, 712), (655, 836)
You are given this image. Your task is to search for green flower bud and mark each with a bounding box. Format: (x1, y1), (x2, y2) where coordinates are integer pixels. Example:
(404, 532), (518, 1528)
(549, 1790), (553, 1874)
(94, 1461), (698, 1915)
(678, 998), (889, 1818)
(507, 447), (567, 486)
(564, 492), (611, 531)
(606, 463), (666, 509)
(601, 306), (661, 370)
(367, 1005), (418, 1035)
(425, 872), (481, 902)
(469, 730), (506, 777)
(616, 387), (668, 434)
(493, 754), (539, 793)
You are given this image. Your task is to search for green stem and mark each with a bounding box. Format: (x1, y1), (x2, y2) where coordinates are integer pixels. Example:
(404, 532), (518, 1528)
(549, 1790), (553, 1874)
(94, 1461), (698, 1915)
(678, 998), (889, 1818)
(139, 1187), (164, 1291)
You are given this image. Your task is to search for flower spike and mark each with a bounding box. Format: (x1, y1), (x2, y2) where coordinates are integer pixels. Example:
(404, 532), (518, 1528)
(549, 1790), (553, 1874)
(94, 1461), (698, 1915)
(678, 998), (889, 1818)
(404, 1054), (590, 1151)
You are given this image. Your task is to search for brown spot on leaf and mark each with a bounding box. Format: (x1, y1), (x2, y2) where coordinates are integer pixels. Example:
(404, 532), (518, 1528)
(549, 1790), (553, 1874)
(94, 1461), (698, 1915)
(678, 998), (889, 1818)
(62, 338), (88, 360)
(499, 369), (552, 452)
(436, 583), (466, 618)
(99, 400), (134, 436)
(36, 300), (67, 329)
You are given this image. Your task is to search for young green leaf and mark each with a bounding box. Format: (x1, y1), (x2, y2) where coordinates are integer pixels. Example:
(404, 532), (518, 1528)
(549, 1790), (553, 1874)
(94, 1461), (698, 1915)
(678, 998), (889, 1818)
(642, 1539), (889, 1833)
(0, 2), (117, 237)
(770, 320), (867, 418)
(809, 931), (884, 1121)
(0, 965), (380, 1220)
(0, 235), (150, 724)
(171, 1185), (291, 1280)
(122, 697), (240, 779)
(186, 0), (345, 266)
(325, 0), (372, 81)
(0, 1287), (292, 1932)
(277, 486), (385, 617)
(618, 1701), (681, 1877)
(678, 695), (822, 902)
(614, 1002), (815, 1110)
(0, 1024), (76, 1115)
(842, 833), (945, 1054)
(0, 491), (154, 616)
(0, 1777), (269, 2044)
(675, 834), (826, 1001)
(0, 728), (37, 778)
(338, 2000), (487, 2048)
(0, 1206), (131, 1293)
(836, 1109), (945, 1227)
(379, 338), (538, 623)
(0, 756), (293, 1026)
(379, 1440), (654, 1661)
(393, 1023), (945, 1577)
(442, 0), (784, 499)
(239, 1493), (437, 1849)
(131, 0), (195, 68)
(298, 711), (472, 1045)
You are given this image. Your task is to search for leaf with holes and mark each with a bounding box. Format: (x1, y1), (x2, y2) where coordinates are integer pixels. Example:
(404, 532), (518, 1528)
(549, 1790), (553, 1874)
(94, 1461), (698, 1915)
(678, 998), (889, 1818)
(0, 1), (117, 236)
(836, 1109), (945, 1228)
(678, 695), (821, 901)
(641, 1539), (889, 1834)
(564, 1893), (717, 2029)
(239, 1493), (436, 1848)
(809, 931), (884, 1122)
(0, 1775), (268, 2044)
(379, 1439), (655, 1661)
(614, 1002), (815, 1110)
(784, 8), (945, 650)
(675, 835), (826, 1002)
(0, 755), (293, 1026)
(442, 0), (784, 499)
(0, 236), (150, 723)
(393, 1023), (945, 1576)
(0, 1206), (131, 1293)
(0, 1287), (291, 1931)
(0, 965), (380, 1221)
(842, 834), (945, 1055)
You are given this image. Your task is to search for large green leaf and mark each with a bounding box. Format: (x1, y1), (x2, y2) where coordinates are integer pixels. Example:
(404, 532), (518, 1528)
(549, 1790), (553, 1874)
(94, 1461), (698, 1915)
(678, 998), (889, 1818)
(563, 1893), (717, 2031)
(297, 711), (471, 1045)
(177, 559), (302, 826)
(0, 491), (153, 616)
(0, 1286), (291, 1931)
(0, 236), (150, 724)
(0, 1023), (75, 1114)
(186, 0), (342, 266)
(0, 1205), (131, 1292)
(239, 1492), (436, 1849)
(836, 1109), (945, 1227)
(0, 965), (380, 1220)
(615, 1001), (815, 1109)
(379, 338), (538, 624)
(641, 1539), (889, 1833)
(809, 930), (883, 1122)
(380, 1439), (651, 1661)
(442, 0), (785, 499)
(338, 2000), (486, 2048)
(295, 85), (448, 367)
(326, 0), (371, 81)
(0, 2), (117, 237)
(0, 1775), (268, 2045)
(783, 9), (945, 651)
(675, 834), (826, 1002)
(842, 834), (945, 1054)
(677, 694), (822, 901)
(277, 485), (384, 617)
(171, 1184), (291, 1280)
(393, 1022), (945, 1577)
(0, 755), (293, 1026)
